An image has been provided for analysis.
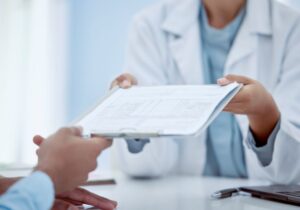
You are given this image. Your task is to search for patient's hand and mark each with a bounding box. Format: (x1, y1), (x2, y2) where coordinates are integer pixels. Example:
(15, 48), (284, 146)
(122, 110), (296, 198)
(110, 73), (137, 89)
(34, 127), (111, 194)
(54, 187), (117, 210)
(33, 135), (116, 209)
(0, 177), (117, 210)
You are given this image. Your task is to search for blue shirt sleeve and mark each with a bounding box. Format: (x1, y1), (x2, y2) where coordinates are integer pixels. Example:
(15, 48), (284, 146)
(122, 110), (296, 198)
(247, 119), (281, 167)
(0, 171), (55, 210)
(126, 139), (150, 153)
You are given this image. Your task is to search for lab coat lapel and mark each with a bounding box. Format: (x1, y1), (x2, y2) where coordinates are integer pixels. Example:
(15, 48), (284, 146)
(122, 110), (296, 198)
(225, 0), (272, 77)
(224, 26), (256, 77)
(225, 0), (273, 139)
(169, 25), (204, 85)
(162, 0), (204, 85)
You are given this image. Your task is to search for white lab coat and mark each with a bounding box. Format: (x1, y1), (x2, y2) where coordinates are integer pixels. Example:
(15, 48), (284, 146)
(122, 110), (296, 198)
(114, 0), (300, 184)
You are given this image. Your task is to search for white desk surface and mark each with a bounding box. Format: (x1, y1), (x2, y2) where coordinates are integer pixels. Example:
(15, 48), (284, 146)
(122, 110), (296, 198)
(1, 168), (299, 210)
(85, 174), (300, 210)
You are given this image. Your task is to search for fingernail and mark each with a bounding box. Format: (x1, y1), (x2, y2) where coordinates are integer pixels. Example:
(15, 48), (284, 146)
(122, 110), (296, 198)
(121, 80), (131, 87)
(217, 78), (231, 85)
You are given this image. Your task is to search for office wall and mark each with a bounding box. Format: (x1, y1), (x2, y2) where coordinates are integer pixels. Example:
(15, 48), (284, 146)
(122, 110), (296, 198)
(68, 0), (157, 122)
(0, 0), (68, 166)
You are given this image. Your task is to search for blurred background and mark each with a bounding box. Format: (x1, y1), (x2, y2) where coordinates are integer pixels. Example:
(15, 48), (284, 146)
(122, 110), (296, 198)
(0, 0), (299, 171)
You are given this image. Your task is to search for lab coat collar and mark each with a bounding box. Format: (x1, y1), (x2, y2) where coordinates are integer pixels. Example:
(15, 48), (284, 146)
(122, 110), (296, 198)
(247, 0), (272, 35)
(163, 0), (273, 85)
(161, 0), (272, 36)
(161, 0), (200, 36)
(224, 0), (272, 71)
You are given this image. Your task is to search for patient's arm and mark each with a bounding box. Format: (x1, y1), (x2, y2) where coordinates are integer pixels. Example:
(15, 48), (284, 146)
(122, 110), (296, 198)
(0, 176), (117, 210)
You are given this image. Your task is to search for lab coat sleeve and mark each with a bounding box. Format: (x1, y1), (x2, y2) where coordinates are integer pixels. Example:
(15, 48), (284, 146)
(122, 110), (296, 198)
(258, 17), (300, 184)
(247, 119), (280, 167)
(114, 13), (179, 177)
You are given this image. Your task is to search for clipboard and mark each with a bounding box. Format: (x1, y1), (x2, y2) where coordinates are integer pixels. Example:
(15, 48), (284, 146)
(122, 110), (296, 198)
(73, 83), (242, 139)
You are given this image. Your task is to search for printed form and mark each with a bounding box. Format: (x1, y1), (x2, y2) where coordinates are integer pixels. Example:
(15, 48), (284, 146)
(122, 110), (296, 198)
(76, 83), (242, 138)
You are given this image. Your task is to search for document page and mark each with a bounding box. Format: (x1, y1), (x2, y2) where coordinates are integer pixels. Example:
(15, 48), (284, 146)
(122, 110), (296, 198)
(76, 83), (241, 138)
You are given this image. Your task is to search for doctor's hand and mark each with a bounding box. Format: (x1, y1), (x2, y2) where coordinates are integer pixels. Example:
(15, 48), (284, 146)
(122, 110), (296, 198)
(110, 73), (137, 90)
(218, 74), (280, 146)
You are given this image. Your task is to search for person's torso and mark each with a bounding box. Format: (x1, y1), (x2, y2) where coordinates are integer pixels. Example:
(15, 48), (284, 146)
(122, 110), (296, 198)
(127, 0), (300, 177)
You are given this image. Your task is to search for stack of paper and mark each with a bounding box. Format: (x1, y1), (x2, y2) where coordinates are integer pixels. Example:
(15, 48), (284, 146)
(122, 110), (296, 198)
(75, 83), (242, 138)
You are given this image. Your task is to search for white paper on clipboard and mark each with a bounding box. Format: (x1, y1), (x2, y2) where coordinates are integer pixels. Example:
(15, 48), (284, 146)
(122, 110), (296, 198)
(74, 83), (242, 138)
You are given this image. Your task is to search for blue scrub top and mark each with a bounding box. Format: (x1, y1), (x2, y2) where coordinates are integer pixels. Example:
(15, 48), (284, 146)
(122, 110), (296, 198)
(200, 4), (248, 178)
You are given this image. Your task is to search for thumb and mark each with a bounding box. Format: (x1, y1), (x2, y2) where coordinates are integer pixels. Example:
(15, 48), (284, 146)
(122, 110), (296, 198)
(223, 74), (254, 85)
(33, 135), (45, 146)
(110, 73), (137, 89)
(89, 137), (112, 154)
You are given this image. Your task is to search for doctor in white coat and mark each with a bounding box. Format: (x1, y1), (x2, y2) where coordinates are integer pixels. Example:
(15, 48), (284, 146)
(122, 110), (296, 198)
(111, 0), (300, 184)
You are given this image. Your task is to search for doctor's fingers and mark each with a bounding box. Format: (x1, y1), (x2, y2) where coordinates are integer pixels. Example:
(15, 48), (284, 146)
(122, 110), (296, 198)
(110, 73), (137, 89)
(218, 75), (255, 87)
(33, 135), (45, 146)
(225, 74), (255, 85)
(223, 102), (247, 114)
(226, 85), (256, 103)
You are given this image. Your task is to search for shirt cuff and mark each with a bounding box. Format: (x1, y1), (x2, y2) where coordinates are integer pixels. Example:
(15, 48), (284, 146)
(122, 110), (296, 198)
(126, 139), (150, 153)
(0, 171), (55, 210)
(247, 119), (281, 167)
